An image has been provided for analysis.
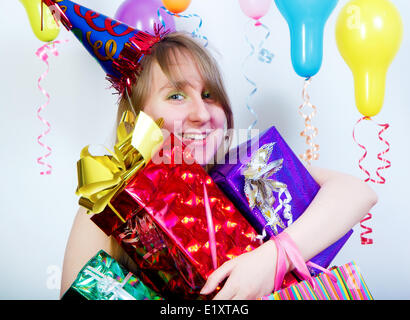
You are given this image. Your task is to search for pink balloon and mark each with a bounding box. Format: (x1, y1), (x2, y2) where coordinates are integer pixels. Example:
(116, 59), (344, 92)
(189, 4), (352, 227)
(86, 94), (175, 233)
(239, 0), (272, 22)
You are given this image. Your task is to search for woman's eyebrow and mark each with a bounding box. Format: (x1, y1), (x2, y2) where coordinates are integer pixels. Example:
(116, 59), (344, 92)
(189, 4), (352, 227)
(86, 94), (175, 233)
(159, 80), (191, 92)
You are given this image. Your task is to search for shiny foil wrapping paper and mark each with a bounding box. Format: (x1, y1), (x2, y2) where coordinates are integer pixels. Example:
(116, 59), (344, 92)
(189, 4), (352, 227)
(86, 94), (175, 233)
(209, 126), (353, 273)
(62, 250), (162, 300)
(91, 134), (262, 299)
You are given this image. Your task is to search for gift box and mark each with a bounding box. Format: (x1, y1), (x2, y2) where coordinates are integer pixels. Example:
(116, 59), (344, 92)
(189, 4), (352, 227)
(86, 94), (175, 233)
(62, 250), (163, 300)
(88, 134), (262, 299)
(209, 126), (353, 272)
(261, 261), (373, 300)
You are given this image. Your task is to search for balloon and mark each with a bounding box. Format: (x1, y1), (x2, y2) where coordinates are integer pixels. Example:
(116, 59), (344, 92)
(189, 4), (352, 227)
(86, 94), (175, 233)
(239, 0), (272, 25)
(19, 0), (60, 42)
(161, 0), (192, 14)
(336, 0), (403, 117)
(274, 0), (338, 78)
(115, 0), (175, 33)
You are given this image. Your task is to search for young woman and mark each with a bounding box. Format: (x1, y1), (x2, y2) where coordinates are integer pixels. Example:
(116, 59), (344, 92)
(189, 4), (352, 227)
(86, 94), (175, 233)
(60, 32), (378, 300)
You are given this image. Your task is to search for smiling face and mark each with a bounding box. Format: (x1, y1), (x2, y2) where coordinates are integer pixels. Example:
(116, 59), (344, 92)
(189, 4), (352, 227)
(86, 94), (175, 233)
(116, 32), (233, 166)
(143, 50), (227, 165)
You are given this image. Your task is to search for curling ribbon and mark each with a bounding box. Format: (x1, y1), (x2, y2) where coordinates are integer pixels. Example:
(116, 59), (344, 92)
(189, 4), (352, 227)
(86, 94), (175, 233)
(359, 213), (373, 245)
(352, 117), (391, 184)
(298, 77), (319, 165)
(35, 39), (69, 175)
(76, 111), (164, 222)
(242, 19), (274, 139)
(83, 266), (135, 300)
(242, 142), (293, 240)
(352, 116), (391, 245)
(157, 6), (208, 47)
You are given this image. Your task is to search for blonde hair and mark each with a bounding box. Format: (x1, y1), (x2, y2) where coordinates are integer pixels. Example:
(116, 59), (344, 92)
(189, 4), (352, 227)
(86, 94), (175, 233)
(116, 32), (234, 133)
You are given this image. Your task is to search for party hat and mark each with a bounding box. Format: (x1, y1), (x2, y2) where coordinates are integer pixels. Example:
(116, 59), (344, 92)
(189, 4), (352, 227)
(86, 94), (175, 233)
(42, 0), (168, 96)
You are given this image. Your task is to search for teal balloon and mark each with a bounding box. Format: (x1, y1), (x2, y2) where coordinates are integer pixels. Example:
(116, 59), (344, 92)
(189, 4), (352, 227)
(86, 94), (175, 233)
(274, 0), (338, 78)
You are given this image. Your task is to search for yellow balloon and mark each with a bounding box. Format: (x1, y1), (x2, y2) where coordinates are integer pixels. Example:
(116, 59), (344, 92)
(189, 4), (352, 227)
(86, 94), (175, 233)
(335, 0), (403, 117)
(20, 0), (60, 42)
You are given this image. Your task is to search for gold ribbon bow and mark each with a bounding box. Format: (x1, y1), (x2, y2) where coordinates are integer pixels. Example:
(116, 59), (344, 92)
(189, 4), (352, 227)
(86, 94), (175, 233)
(76, 111), (164, 222)
(242, 142), (293, 237)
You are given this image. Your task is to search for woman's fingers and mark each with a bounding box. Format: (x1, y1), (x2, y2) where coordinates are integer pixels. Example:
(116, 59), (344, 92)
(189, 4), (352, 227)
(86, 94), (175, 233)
(212, 280), (238, 300)
(200, 260), (236, 295)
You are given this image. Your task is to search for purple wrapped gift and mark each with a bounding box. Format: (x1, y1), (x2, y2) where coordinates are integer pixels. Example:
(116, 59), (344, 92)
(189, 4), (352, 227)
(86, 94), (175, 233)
(209, 126), (353, 272)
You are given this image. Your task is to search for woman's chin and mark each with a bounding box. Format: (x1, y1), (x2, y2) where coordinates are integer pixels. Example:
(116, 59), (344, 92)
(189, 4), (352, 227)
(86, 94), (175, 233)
(181, 133), (224, 166)
(186, 145), (217, 166)
(191, 150), (213, 166)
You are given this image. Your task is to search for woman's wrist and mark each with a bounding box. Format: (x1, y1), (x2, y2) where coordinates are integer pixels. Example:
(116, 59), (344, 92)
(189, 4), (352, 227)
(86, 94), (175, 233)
(268, 236), (293, 273)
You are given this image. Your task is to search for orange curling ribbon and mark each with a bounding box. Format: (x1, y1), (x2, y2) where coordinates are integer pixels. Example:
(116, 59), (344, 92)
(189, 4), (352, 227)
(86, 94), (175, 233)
(352, 116), (391, 245)
(298, 77), (319, 165)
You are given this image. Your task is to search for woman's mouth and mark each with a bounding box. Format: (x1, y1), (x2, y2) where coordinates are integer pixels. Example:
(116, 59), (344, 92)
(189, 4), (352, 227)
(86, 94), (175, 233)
(176, 131), (211, 146)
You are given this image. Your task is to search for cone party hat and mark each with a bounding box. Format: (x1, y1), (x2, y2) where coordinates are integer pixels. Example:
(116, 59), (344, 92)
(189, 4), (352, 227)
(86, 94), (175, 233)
(42, 0), (168, 96)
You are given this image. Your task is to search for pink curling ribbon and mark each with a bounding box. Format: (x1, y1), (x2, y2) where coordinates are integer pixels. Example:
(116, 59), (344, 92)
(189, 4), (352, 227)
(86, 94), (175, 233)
(203, 183), (218, 271)
(35, 39), (69, 175)
(352, 116), (391, 245)
(359, 213), (373, 245)
(298, 77), (319, 165)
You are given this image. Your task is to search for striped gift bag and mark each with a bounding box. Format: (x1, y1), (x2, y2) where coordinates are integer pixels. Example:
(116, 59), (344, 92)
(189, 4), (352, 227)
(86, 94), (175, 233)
(262, 262), (373, 300)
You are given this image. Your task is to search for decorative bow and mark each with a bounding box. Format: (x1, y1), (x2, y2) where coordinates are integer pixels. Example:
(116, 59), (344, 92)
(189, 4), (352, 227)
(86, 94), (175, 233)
(242, 142), (293, 238)
(76, 111), (164, 222)
(83, 266), (135, 300)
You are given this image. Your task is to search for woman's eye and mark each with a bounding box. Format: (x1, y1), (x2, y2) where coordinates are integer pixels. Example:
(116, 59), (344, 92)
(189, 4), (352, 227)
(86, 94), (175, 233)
(202, 91), (212, 99)
(167, 92), (185, 101)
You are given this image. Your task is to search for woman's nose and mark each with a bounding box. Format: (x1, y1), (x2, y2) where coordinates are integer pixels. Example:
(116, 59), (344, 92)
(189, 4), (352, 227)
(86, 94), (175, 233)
(188, 96), (211, 124)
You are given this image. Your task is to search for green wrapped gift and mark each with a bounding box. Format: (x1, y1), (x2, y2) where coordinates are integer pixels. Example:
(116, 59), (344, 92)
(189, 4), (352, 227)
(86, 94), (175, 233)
(62, 250), (163, 300)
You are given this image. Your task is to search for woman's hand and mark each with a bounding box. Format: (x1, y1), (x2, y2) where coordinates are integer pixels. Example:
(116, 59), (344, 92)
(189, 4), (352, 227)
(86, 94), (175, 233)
(200, 240), (278, 300)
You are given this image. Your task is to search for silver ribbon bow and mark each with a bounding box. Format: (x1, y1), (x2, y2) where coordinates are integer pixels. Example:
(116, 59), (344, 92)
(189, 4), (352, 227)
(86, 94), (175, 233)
(83, 266), (136, 300)
(242, 142), (293, 239)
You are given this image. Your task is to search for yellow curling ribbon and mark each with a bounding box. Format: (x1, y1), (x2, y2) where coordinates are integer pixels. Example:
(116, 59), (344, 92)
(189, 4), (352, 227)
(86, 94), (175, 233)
(76, 111), (164, 222)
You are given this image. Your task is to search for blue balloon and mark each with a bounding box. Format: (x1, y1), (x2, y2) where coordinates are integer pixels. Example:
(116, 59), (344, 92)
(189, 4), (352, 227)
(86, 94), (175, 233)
(274, 0), (338, 78)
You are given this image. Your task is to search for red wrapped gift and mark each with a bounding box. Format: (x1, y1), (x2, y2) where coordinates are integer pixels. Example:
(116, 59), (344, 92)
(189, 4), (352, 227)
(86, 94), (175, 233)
(90, 134), (262, 299)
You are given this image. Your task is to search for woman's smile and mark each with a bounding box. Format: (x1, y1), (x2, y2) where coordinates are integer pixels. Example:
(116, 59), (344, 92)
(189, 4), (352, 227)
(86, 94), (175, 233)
(177, 130), (211, 145)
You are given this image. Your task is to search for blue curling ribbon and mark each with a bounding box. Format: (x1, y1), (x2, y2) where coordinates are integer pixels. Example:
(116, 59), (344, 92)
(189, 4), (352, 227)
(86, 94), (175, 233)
(242, 20), (274, 138)
(157, 6), (208, 47)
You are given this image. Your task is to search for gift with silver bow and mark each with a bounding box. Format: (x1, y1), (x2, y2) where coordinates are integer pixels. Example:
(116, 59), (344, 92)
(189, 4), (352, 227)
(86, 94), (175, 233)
(209, 127), (353, 273)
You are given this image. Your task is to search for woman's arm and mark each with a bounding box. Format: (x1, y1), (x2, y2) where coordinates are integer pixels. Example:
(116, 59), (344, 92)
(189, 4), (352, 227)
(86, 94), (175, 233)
(285, 165), (377, 263)
(59, 207), (138, 298)
(200, 166), (378, 299)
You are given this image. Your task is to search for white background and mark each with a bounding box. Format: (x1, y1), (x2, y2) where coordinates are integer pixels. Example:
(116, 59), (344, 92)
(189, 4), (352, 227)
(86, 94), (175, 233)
(1, 0), (408, 299)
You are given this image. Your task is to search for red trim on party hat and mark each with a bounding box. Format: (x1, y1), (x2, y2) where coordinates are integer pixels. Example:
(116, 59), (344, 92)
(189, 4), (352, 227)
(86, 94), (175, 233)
(107, 25), (170, 97)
